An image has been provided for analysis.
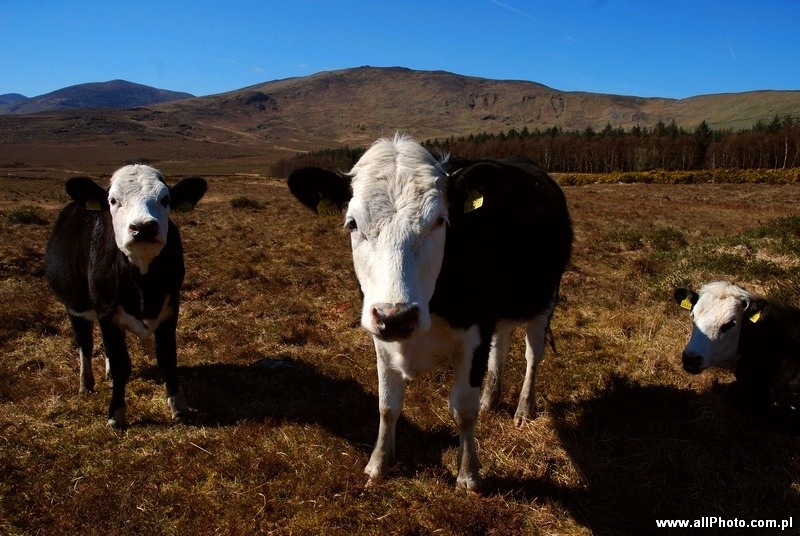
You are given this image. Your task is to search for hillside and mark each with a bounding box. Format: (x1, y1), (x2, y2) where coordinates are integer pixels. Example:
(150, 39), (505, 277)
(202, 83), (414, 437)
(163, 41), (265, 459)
(0, 67), (798, 174)
(0, 80), (194, 115)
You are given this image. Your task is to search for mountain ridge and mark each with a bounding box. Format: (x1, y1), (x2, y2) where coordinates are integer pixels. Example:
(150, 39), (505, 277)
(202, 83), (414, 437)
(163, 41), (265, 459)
(1, 67), (798, 173)
(0, 80), (194, 115)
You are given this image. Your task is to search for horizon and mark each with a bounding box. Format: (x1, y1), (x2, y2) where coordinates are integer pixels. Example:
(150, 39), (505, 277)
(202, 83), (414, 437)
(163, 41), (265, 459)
(2, 1), (799, 100)
(4, 66), (800, 103)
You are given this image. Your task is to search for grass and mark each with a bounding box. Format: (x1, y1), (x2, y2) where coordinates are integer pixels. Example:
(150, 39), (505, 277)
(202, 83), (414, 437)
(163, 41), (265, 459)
(1, 175), (799, 535)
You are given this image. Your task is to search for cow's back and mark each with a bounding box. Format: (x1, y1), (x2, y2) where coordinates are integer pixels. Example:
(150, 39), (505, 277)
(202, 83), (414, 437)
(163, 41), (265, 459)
(432, 158), (572, 327)
(45, 203), (97, 312)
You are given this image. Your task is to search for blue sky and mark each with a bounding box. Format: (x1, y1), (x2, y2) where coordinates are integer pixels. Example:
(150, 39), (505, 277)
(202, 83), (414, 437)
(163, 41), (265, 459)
(1, 0), (798, 100)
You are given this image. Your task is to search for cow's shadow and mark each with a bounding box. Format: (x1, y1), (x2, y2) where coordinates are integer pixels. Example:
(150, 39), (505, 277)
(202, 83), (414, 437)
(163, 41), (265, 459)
(484, 375), (800, 534)
(141, 357), (455, 479)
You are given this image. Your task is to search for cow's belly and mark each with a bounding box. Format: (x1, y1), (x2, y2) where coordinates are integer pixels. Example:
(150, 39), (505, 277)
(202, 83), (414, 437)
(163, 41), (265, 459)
(382, 314), (471, 380)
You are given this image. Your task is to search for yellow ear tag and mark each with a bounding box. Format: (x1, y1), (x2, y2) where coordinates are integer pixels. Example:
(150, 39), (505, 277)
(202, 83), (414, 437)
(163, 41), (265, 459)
(464, 190), (484, 213)
(680, 297), (693, 311)
(174, 201), (194, 213)
(749, 311), (762, 324)
(85, 201), (101, 211)
(317, 197), (340, 218)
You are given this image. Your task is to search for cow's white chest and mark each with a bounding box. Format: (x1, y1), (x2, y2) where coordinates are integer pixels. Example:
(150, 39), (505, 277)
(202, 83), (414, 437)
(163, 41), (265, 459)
(112, 295), (174, 339)
(378, 315), (473, 381)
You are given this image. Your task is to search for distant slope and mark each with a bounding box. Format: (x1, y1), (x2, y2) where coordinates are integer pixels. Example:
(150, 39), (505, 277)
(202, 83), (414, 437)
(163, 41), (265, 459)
(0, 67), (799, 172)
(0, 80), (194, 115)
(160, 66), (800, 142)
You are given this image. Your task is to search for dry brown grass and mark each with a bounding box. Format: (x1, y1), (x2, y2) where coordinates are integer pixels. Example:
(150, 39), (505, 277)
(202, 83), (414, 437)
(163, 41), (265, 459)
(2, 172), (799, 535)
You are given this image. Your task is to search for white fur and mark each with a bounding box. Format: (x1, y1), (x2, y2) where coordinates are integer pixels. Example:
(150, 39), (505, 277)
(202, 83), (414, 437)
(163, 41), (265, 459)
(683, 281), (752, 371)
(346, 134), (449, 335)
(348, 135), (491, 490)
(365, 318), (483, 489)
(107, 164), (171, 274)
(111, 295), (174, 340)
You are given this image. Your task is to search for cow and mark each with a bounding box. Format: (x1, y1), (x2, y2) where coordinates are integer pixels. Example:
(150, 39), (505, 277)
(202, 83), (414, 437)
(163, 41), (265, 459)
(288, 133), (573, 490)
(674, 281), (800, 413)
(44, 164), (207, 428)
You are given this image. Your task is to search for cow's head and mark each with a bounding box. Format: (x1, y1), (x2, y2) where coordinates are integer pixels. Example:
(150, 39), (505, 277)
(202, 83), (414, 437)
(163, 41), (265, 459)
(674, 281), (767, 373)
(66, 164), (207, 273)
(289, 134), (449, 341)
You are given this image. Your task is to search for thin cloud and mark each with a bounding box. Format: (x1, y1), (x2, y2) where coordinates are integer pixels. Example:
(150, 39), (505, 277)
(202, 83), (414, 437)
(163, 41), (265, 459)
(489, 0), (543, 24)
(726, 35), (736, 62)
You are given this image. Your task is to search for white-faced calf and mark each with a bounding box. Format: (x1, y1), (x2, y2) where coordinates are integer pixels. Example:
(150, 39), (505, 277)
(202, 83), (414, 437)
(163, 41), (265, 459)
(45, 164), (207, 428)
(289, 134), (573, 490)
(675, 281), (800, 411)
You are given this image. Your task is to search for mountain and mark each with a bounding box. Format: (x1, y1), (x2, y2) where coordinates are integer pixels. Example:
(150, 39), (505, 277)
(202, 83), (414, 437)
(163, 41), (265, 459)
(0, 94), (28, 106)
(0, 80), (194, 115)
(1, 67), (799, 173)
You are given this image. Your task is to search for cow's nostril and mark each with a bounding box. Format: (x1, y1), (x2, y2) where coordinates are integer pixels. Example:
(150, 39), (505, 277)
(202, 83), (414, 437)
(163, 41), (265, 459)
(372, 303), (420, 341)
(131, 220), (159, 242)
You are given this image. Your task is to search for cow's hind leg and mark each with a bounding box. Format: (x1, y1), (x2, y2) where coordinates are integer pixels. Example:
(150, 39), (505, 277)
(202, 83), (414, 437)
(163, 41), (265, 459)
(154, 317), (189, 422)
(365, 344), (406, 485)
(480, 322), (515, 413)
(451, 326), (484, 491)
(99, 321), (130, 428)
(514, 300), (556, 426)
(69, 313), (95, 394)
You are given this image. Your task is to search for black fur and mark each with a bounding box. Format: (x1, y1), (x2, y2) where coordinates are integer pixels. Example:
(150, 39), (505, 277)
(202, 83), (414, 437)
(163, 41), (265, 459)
(288, 154), (573, 388)
(44, 175), (206, 425)
(733, 300), (800, 412)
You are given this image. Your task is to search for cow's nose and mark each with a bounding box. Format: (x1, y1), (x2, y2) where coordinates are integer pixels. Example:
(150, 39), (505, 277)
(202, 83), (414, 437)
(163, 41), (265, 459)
(130, 220), (160, 242)
(682, 352), (704, 374)
(372, 303), (420, 341)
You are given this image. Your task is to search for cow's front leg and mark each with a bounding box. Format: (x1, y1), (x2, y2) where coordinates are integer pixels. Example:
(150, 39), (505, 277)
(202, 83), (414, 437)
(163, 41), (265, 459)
(514, 303), (555, 426)
(365, 344), (406, 485)
(154, 315), (188, 422)
(99, 320), (130, 428)
(451, 328), (484, 491)
(69, 314), (95, 394)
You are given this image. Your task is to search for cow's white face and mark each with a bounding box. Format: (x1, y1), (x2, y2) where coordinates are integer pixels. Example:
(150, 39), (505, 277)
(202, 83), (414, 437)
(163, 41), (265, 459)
(345, 136), (449, 341)
(108, 164), (171, 273)
(676, 281), (753, 373)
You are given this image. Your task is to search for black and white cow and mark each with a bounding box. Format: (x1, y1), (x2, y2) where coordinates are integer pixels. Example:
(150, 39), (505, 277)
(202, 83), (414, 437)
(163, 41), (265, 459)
(44, 164), (207, 428)
(674, 281), (800, 411)
(289, 133), (573, 490)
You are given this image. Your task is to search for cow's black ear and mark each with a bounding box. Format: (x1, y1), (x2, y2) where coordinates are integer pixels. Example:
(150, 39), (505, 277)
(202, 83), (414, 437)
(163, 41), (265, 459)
(674, 287), (698, 310)
(170, 176), (207, 212)
(65, 177), (107, 211)
(744, 298), (769, 324)
(288, 167), (351, 217)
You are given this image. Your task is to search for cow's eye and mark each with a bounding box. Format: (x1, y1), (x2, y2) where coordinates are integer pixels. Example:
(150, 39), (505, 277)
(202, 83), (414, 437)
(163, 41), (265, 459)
(434, 216), (447, 228)
(720, 320), (736, 333)
(161, 195), (171, 208)
(345, 217), (358, 232)
(109, 197), (118, 206)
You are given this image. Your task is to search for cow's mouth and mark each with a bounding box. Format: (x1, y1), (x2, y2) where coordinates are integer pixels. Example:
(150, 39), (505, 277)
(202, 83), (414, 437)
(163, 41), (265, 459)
(681, 353), (705, 374)
(683, 364), (704, 375)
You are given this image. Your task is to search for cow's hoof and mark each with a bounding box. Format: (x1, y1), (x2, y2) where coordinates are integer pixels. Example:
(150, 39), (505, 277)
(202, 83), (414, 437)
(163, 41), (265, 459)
(456, 475), (483, 492)
(513, 408), (537, 427)
(168, 392), (189, 419)
(107, 408), (128, 429)
(79, 386), (95, 395)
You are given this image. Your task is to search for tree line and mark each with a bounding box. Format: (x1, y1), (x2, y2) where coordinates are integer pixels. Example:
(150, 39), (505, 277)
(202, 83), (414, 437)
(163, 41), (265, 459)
(270, 115), (800, 177)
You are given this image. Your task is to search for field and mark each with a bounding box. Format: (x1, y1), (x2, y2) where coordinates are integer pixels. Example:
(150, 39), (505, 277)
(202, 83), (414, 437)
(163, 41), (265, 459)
(1, 168), (799, 535)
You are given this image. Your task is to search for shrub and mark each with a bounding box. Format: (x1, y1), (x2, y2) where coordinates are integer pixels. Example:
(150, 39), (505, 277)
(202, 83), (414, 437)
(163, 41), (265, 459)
(230, 196), (264, 210)
(3, 207), (47, 225)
